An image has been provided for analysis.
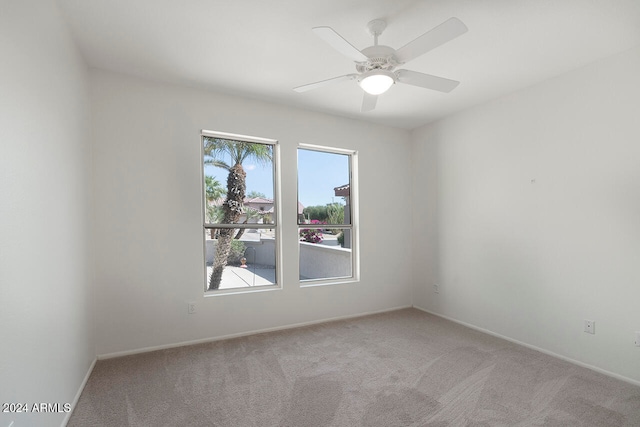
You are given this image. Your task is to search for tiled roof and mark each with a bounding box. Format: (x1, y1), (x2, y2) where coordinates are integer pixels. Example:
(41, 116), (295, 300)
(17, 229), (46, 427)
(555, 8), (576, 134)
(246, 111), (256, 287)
(334, 183), (350, 197)
(245, 197), (272, 204)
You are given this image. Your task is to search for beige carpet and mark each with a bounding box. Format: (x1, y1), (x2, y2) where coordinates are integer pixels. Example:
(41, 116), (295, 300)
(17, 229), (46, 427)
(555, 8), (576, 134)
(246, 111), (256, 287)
(69, 309), (640, 426)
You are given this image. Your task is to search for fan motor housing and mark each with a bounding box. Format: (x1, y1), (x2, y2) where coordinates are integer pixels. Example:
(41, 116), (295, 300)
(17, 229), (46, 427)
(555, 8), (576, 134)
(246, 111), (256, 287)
(356, 45), (398, 73)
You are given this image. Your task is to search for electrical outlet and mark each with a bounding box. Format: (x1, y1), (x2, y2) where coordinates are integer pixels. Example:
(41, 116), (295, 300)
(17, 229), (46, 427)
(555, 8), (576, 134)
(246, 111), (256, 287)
(434, 284), (440, 293)
(584, 320), (595, 334)
(635, 331), (640, 347)
(188, 303), (196, 314)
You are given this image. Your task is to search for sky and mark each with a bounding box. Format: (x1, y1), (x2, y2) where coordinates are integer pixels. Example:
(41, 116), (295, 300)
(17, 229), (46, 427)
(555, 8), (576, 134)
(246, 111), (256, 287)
(204, 147), (349, 208)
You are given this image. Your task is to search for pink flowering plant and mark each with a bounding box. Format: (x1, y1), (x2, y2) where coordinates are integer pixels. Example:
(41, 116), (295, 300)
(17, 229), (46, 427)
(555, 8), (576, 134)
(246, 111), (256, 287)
(299, 220), (324, 243)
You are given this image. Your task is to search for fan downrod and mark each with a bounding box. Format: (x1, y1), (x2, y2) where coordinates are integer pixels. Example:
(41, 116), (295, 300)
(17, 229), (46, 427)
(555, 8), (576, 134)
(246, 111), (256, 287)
(366, 19), (386, 45)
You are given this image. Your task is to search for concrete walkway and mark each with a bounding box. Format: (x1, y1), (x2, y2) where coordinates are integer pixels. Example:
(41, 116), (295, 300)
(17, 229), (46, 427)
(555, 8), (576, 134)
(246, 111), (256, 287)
(206, 264), (276, 289)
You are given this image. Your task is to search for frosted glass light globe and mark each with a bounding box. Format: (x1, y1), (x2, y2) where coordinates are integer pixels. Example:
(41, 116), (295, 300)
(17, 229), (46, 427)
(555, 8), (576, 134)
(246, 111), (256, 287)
(359, 71), (395, 95)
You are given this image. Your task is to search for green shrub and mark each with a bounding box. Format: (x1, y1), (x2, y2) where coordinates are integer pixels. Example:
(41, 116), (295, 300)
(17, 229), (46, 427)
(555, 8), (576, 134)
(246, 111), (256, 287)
(227, 239), (246, 264)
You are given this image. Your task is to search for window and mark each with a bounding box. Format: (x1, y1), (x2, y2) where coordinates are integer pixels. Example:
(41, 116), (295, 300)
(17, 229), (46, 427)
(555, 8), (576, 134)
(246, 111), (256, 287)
(298, 145), (358, 284)
(202, 131), (279, 292)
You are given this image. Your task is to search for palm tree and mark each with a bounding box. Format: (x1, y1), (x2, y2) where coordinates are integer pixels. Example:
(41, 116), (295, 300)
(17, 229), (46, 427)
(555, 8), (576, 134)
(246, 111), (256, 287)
(204, 175), (225, 237)
(205, 175), (225, 202)
(203, 137), (272, 290)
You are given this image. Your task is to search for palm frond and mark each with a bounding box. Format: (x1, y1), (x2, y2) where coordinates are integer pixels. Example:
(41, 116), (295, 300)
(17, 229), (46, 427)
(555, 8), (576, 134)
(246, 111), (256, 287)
(205, 159), (231, 171)
(204, 136), (272, 167)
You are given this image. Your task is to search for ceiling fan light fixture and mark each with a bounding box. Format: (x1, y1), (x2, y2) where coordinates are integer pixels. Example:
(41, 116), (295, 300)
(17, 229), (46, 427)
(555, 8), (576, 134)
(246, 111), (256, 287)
(359, 70), (395, 95)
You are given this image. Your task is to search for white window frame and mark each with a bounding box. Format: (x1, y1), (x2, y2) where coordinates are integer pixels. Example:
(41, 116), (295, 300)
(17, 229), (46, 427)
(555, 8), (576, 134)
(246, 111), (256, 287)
(297, 143), (360, 287)
(201, 129), (282, 295)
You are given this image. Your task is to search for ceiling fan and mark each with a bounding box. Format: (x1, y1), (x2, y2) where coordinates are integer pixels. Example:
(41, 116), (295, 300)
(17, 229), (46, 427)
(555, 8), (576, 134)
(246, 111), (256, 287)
(294, 17), (468, 112)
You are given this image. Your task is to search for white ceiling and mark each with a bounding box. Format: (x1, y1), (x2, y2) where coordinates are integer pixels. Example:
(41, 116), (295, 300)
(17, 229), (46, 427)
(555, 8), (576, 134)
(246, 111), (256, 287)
(57, 0), (640, 130)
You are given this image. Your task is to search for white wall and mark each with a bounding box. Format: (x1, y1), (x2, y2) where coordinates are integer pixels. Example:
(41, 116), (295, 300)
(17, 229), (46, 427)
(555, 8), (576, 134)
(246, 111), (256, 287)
(90, 70), (413, 356)
(0, 1), (94, 426)
(411, 46), (640, 383)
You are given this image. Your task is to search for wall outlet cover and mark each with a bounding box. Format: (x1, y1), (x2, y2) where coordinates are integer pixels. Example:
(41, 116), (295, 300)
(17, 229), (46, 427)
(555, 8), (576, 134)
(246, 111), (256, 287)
(584, 320), (595, 334)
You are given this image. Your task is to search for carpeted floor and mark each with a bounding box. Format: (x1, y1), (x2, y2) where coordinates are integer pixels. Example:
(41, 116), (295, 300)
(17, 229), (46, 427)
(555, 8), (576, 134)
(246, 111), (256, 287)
(68, 309), (640, 426)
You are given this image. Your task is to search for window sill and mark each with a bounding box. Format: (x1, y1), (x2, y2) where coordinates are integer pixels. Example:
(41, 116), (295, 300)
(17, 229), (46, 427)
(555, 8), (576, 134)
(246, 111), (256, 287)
(300, 277), (359, 288)
(204, 284), (281, 297)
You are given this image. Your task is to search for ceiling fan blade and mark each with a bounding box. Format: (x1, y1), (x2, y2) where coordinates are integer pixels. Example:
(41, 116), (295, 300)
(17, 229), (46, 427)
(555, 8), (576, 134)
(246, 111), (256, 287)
(396, 69), (460, 93)
(312, 27), (369, 62)
(361, 92), (377, 112)
(395, 17), (468, 64)
(293, 74), (357, 93)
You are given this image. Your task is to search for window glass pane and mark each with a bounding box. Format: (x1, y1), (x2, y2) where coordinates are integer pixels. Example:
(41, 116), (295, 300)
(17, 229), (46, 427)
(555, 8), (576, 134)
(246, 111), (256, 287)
(299, 240), (352, 280)
(297, 149), (350, 226)
(203, 134), (277, 292)
(298, 147), (354, 283)
(205, 228), (277, 290)
(203, 137), (274, 225)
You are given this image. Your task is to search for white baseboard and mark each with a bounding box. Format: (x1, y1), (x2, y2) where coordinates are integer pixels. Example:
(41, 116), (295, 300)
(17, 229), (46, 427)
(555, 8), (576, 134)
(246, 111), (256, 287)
(412, 305), (640, 388)
(61, 357), (97, 427)
(98, 305), (412, 360)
